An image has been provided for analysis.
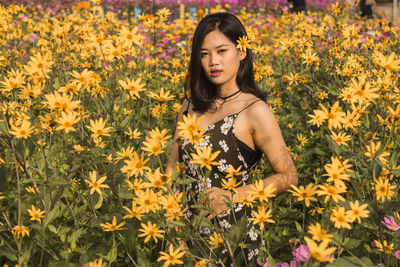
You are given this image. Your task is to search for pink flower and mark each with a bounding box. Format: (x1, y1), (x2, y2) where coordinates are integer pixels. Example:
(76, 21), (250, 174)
(282, 6), (289, 12)
(276, 260), (297, 267)
(394, 250), (400, 260)
(381, 216), (400, 231)
(293, 244), (310, 262)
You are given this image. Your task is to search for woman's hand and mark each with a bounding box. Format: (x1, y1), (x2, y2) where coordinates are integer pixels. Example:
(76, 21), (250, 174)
(204, 187), (233, 219)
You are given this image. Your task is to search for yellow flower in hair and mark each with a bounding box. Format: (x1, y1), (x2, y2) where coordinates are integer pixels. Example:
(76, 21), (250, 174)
(236, 36), (252, 52)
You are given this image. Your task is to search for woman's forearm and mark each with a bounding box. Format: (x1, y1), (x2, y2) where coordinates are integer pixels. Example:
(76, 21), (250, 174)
(166, 142), (179, 175)
(233, 170), (298, 202)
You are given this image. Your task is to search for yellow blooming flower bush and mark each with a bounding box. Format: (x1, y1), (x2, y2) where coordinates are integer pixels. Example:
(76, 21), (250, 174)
(0, 1), (399, 266)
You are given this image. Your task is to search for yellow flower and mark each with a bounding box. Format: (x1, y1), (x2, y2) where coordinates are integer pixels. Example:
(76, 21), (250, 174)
(309, 101), (346, 130)
(323, 157), (351, 187)
(316, 183), (346, 203)
(27, 205), (45, 223)
(374, 240), (394, 254)
(288, 183), (317, 207)
(330, 131), (351, 146)
(308, 223), (333, 242)
(125, 178), (146, 194)
(11, 225), (30, 239)
(195, 260), (208, 267)
(221, 177), (242, 193)
(116, 146), (135, 161)
(296, 133), (309, 146)
(144, 168), (168, 191)
(347, 200), (369, 223)
(309, 207), (324, 216)
(177, 113), (204, 145)
(86, 117), (113, 139)
(249, 205), (275, 230)
(43, 92), (80, 113)
(85, 171), (110, 196)
(73, 144), (86, 154)
(374, 178), (396, 202)
(224, 165), (244, 179)
(125, 127), (141, 139)
(99, 216), (125, 232)
(304, 236), (336, 262)
(142, 138), (165, 157)
(138, 221), (165, 243)
(88, 258), (107, 267)
(148, 87), (175, 102)
(157, 245), (185, 267)
(373, 51), (400, 71)
(55, 112), (80, 133)
(330, 206), (352, 229)
(0, 192), (4, 200)
(118, 26), (145, 48)
(301, 48), (320, 67)
(122, 201), (143, 220)
(234, 194), (255, 208)
(344, 76), (379, 105)
(120, 152), (150, 178)
(364, 141), (390, 164)
(118, 77), (145, 99)
(208, 232), (224, 248)
(25, 186), (38, 194)
(248, 180), (276, 203)
(135, 188), (160, 213)
(190, 146), (221, 170)
(9, 120), (33, 139)
(236, 35), (252, 52)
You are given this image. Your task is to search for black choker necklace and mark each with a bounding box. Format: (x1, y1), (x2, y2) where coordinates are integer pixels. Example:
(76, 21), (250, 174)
(218, 90), (241, 101)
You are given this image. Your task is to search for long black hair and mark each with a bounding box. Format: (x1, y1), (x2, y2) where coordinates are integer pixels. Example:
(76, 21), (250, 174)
(185, 12), (267, 113)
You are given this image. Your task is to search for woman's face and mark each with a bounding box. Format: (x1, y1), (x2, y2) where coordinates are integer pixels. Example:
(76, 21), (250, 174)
(200, 30), (246, 91)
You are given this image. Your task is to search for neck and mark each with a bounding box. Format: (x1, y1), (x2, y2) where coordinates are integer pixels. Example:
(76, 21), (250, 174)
(217, 86), (241, 99)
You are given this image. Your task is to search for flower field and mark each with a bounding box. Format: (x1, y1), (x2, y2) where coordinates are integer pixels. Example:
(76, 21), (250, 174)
(0, 1), (400, 266)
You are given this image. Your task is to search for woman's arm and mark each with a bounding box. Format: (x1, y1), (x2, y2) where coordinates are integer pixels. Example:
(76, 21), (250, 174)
(204, 101), (298, 218)
(165, 98), (190, 175)
(233, 101), (298, 201)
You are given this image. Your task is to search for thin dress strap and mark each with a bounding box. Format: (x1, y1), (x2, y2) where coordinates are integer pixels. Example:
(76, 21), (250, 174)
(235, 99), (263, 116)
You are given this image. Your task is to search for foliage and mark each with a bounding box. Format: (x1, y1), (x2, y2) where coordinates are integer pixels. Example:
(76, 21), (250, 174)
(0, 1), (399, 266)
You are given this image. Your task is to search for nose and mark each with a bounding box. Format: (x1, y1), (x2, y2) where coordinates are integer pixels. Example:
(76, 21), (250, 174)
(209, 53), (219, 66)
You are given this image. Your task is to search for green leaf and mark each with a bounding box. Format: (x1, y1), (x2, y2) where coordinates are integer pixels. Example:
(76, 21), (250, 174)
(343, 238), (361, 250)
(47, 261), (75, 267)
(54, 77), (60, 89)
(137, 249), (151, 266)
(19, 248), (31, 265)
(44, 203), (60, 227)
(0, 121), (8, 134)
(120, 112), (135, 128)
(48, 224), (58, 234)
(225, 215), (248, 250)
(294, 221), (303, 234)
(93, 193), (103, 209)
(106, 238), (117, 264)
(325, 256), (374, 267)
(68, 228), (85, 250)
(0, 247), (18, 261)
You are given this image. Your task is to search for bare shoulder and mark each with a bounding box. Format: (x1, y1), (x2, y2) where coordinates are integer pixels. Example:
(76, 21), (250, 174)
(246, 99), (276, 121)
(243, 99), (282, 135)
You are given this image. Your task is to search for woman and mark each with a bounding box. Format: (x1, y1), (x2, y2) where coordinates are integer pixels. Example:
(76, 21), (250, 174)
(166, 12), (298, 264)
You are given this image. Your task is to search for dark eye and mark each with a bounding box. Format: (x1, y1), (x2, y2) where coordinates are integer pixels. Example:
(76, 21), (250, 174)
(218, 49), (226, 53)
(200, 52), (208, 57)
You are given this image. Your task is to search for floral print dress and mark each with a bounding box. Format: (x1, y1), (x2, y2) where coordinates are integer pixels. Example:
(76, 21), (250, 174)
(178, 99), (263, 264)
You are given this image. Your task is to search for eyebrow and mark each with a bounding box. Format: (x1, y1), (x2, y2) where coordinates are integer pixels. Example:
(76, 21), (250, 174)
(201, 44), (229, 50)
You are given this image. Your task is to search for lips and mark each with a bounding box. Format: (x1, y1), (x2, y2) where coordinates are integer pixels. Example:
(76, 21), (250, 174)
(210, 69), (222, 77)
